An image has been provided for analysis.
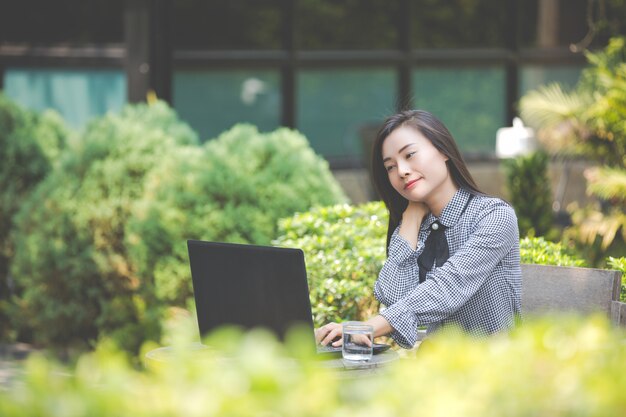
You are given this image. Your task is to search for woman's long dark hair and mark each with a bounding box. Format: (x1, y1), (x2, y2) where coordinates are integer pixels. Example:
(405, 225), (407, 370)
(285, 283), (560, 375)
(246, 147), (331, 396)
(371, 110), (485, 251)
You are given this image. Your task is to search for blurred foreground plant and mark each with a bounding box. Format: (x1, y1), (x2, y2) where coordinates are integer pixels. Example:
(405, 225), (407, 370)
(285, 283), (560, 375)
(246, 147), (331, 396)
(2, 316), (626, 417)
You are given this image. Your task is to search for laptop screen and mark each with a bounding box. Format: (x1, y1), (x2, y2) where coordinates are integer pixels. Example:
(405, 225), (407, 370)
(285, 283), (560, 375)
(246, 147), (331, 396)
(187, 240), (316, 341)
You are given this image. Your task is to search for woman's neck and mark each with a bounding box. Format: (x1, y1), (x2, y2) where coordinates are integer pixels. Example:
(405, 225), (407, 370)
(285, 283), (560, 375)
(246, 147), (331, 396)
(426, 180), (459, 217)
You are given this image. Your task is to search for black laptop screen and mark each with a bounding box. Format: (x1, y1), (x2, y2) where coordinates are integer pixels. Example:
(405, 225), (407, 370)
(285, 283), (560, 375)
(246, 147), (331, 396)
(187, 240), (315, 341)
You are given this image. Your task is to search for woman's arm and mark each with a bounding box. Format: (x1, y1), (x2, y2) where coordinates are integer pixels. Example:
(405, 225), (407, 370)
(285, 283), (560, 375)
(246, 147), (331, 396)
(374, 202), (428, 306)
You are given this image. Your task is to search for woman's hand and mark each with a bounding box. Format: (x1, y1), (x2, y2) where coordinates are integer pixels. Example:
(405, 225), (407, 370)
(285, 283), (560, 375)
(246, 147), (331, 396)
(315, 322), (343, 347)
(404, 200), (429, 223)
(399, 201), (429, 249)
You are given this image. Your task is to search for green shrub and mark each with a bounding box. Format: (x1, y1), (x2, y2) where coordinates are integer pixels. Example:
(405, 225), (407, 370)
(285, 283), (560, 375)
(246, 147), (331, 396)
(126, 124), (347, 305)
(520, 236), (587, 267)
(2, 316), (626, 417)
(503, 151), (556, 239)
(607, 256), (626, 301)
(273, 202), (386, 327)
(10, 101), (198, 353)
(0, 93), (68, 341)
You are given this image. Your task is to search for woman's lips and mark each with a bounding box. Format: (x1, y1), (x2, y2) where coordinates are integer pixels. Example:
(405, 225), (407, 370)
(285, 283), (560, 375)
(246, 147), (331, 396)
(404, 179), (419, 190)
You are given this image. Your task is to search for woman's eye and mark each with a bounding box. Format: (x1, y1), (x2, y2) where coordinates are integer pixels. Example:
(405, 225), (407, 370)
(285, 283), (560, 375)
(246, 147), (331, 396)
(385, 165), (395, 172)
(406, 151), (416, 159)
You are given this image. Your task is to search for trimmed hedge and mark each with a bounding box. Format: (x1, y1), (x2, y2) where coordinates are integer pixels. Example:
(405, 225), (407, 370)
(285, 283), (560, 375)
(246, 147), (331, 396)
(10, 101), (199, 353)
(274, 202), (388, 327)
(520, 236), (587, 267)
(126, 124), (348, 305)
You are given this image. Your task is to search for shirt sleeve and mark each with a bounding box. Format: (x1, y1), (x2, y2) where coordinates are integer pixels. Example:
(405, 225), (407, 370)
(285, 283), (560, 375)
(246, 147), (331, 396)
(380, 201), (519, 348)
(373, 225), (423, 307)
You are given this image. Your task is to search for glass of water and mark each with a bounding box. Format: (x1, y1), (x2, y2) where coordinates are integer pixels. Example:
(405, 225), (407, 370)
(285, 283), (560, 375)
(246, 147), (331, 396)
(342, 322), (373, 362)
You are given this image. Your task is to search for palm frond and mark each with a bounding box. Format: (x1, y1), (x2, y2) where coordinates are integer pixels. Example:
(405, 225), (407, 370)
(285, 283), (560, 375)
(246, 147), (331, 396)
(519, 83), (591, 129)
(586, 167), (626, 202)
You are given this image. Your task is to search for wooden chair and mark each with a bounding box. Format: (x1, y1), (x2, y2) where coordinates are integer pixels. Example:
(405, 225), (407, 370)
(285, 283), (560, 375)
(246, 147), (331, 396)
(521, 264), (626, 327)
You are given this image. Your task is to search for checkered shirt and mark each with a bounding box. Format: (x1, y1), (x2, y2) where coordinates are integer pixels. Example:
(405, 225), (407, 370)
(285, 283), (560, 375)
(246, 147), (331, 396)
(374, 188), (522, 348)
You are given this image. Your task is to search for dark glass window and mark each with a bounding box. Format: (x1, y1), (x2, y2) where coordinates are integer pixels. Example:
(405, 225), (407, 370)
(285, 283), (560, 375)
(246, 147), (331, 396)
(0, 0), (124, 44)
(518, 0), (589, 48)
(296, 0), (400, 49)
(297, 68), (396, 159)
(411, 0), (509, 48)
(173, 69), (281, 141)
(172, 0), (283, 49)
(413, 66), (506, 154)
(4, 68), (127, 128)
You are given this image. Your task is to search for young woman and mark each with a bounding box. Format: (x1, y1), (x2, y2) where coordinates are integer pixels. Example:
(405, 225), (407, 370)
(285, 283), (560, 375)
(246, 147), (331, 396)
(316, 110), (522, 349)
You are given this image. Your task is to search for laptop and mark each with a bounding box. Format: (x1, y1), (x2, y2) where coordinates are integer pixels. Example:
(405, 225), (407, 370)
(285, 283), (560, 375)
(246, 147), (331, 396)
(187, 239), (390, 355)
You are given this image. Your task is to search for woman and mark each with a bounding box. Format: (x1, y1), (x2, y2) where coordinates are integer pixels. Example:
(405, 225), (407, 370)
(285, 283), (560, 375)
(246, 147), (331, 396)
(316, 110), (521, 349)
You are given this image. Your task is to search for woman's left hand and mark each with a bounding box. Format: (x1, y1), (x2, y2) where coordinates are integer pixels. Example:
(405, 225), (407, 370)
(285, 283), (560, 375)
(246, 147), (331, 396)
(315, 322), (343, 347)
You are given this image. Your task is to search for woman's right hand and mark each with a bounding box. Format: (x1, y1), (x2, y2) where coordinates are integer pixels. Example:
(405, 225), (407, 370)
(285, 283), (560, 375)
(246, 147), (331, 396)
(315, 322), (343, 347)
(399, 201), (429, 249)
(403, 201), (429, 223)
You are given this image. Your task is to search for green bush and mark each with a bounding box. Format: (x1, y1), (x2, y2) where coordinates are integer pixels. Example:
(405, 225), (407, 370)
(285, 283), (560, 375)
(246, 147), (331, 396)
(273, 202), (386, 327)
(503, 151), (556, 239)
(10, 101), (198, 353)
(126, 124), (347, 305)
(0, 93), (68, 341)
(520, 236), (586, 267)
(2, 316), (626, 417)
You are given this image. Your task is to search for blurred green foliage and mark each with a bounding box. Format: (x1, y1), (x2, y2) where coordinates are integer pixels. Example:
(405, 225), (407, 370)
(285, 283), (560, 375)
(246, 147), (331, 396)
(2, 316), (626, 416)
(274, 202), (386, 327)
(520, 37), (626, 264)
(520, 236), (586, 267)
(0, 93), (69, 341)
(503, 151), (556, 239)
(607, 256), (626, 301)
(126, 124), (347, 305)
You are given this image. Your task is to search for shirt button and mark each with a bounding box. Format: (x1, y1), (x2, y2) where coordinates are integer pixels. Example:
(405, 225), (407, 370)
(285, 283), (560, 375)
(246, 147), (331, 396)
(432, 222), (439, 231)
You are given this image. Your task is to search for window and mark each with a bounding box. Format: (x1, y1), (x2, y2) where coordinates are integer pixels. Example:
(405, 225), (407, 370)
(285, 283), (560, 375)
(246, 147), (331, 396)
(296, 0), (400, 49)
(4, 68), (126, 129)
(0, 0), (124, 44)
(172, 0), (283, 49)
(297, 68), (395, 161)
(173, 69), (281, 141)
(411, 0), (509, 48)
(519, 65), (585, 96)
(413, 66), (506, 154)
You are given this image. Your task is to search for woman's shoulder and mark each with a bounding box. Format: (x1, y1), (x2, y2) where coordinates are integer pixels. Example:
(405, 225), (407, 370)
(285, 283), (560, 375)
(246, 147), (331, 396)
(468, 192), (518, 222)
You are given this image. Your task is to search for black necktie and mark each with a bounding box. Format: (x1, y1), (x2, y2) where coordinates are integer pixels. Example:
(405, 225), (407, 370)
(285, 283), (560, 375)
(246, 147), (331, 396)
(417, 221), (449, 283)
(416, 194), (474, 283)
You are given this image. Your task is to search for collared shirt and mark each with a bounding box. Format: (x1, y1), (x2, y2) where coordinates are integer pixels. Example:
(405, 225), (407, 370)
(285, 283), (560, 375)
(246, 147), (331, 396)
(374, 188), (522, 348)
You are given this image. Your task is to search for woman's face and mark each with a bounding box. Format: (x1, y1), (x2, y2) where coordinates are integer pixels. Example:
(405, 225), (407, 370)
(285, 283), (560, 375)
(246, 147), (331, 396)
(381, 125), (457, 210)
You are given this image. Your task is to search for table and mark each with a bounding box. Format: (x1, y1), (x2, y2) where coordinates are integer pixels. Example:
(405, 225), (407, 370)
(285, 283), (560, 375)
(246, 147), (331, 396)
(144, 342), (400, 377)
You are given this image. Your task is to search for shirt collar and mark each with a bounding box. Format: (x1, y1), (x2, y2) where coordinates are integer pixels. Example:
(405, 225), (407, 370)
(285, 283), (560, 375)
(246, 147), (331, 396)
(421, 188), (472, 230)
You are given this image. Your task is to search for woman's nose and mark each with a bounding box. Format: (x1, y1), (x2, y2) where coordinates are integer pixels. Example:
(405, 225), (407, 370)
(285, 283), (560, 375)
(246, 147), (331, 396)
(397, 161), (410, 177)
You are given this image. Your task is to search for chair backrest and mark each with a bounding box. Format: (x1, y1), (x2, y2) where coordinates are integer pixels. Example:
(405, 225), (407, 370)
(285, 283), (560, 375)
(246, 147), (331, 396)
(521, 264), (622, 320)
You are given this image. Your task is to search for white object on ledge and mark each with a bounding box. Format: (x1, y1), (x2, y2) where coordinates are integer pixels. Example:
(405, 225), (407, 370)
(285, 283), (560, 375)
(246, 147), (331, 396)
(495, 117), (537, 158)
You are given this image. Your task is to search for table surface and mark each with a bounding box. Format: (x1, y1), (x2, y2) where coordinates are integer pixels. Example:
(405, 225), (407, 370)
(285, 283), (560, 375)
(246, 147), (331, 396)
(145, 342), (400, 376)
